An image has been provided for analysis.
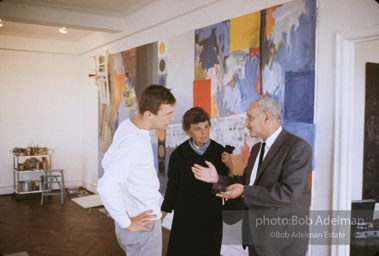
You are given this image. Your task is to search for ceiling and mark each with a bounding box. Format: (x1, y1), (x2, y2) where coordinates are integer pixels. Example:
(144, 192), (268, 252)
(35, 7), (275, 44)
(0, 0), (157, 41)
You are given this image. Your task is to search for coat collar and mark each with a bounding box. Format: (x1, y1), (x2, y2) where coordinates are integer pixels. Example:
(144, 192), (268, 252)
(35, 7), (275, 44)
(179, 139), (216, 157)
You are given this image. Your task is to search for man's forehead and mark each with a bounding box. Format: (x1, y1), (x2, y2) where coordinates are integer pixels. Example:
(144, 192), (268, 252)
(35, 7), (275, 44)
(158, 103), (175, 113)
(247, 104), (259, 115)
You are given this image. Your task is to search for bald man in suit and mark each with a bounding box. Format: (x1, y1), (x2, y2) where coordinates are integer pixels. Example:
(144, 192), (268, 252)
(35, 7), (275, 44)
(192, 98), (312, 256)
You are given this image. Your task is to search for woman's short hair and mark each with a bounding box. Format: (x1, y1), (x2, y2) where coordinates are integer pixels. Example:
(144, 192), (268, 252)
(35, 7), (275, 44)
(182, 107), (211, 131)
(138, 84), (176, 115)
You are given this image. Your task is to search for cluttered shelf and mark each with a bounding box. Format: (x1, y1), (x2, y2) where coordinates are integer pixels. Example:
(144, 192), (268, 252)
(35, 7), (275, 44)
(11, 146), (53, 196)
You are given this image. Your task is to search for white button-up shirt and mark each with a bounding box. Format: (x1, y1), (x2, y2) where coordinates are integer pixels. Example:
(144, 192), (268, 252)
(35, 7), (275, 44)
(249, 126), (283, 185)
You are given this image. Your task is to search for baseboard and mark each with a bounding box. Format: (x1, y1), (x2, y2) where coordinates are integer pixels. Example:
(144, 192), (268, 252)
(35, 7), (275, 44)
(80, 181), (98, 194)
(0, 186), (14, 195)
(0, 179), (84, 195)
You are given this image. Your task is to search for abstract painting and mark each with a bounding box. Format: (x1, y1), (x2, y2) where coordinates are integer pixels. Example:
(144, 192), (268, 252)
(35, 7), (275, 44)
(192, 0), (316, 171)
(98, 0), (317, 190)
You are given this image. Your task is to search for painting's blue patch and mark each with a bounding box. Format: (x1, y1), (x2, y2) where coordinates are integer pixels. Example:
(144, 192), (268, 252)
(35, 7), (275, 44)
(239, 53), (260, 112)
(261, 0), (316, 117)
(195, 21), (230, 70)
(284, 70), (314, 124)
(272, 0), (316, 72)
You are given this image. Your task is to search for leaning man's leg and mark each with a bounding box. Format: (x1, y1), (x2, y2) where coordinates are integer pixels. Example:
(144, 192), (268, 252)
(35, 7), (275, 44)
(115, 220), (162, 256)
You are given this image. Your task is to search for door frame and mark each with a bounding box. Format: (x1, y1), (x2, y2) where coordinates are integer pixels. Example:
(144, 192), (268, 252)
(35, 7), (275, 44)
(332, 25), (379, 256)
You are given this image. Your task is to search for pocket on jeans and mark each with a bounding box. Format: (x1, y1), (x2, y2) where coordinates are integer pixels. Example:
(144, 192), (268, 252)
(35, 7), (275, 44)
(123, 229), (141, 246)
(145, 223), (155, 231)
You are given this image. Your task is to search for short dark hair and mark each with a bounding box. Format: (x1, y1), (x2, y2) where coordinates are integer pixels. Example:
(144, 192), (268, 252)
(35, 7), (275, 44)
(182, 107), (211, 131)
(138, 84), (176, 115)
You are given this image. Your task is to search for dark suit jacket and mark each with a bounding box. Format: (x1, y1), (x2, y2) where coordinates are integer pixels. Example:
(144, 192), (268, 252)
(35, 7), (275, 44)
(219, 129), (312, 255)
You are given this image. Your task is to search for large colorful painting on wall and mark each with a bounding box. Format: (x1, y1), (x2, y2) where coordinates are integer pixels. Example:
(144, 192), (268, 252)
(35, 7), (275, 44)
(191, 0), (316, 172)
(99, 41), (171, 180)
(98, 0), (316, 193)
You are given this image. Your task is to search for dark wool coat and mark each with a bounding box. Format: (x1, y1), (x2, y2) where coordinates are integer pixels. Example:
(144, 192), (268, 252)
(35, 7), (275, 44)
(161, 139), (229, 256)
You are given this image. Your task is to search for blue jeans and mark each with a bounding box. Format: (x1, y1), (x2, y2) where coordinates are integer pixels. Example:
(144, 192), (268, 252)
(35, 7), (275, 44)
(115, 219), (162, 256)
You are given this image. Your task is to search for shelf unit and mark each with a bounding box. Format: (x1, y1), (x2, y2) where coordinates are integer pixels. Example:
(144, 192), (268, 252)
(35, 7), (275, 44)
(12, 154), (52, 196)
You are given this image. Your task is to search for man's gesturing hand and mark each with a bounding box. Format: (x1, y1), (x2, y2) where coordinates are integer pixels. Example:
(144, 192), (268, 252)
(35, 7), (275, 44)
(192, 160), (219, 183)
(216, 183), (244, 199)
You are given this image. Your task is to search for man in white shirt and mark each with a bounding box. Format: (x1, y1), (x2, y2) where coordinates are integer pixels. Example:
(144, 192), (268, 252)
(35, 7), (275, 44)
(97, 84), (176, 256)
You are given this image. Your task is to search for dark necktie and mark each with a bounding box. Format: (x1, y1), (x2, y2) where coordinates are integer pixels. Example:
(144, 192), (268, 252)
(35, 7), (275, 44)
(258, 142), (266, 169)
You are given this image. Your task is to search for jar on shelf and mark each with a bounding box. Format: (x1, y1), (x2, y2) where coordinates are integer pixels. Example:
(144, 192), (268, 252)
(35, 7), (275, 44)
(41, 157), (49, 170)
(18, 163), (25, 171)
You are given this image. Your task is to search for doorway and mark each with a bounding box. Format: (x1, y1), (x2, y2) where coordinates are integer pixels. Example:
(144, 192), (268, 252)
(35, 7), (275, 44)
(332, 26), (379, 256)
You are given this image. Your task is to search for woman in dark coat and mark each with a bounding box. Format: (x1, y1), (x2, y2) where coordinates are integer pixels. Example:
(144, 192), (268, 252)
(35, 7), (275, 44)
(161, 107), (230, 256)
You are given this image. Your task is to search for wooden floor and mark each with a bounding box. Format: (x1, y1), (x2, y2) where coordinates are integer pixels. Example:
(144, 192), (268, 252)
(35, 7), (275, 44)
(0, 192), (169, 256)
(2, 192), (375, 256)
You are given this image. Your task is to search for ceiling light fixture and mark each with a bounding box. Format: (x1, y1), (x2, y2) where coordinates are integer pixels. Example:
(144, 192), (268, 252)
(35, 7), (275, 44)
(0, 19), (3, 28)
(59, 27), (67, 34)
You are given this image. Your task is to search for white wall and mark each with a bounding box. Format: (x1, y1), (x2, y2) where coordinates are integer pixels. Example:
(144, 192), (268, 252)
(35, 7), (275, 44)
(314, 0), (379, 207)
(0, 50), (84, 193)
(77, 56), (99, 191)
(314, 1), (379, 255)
